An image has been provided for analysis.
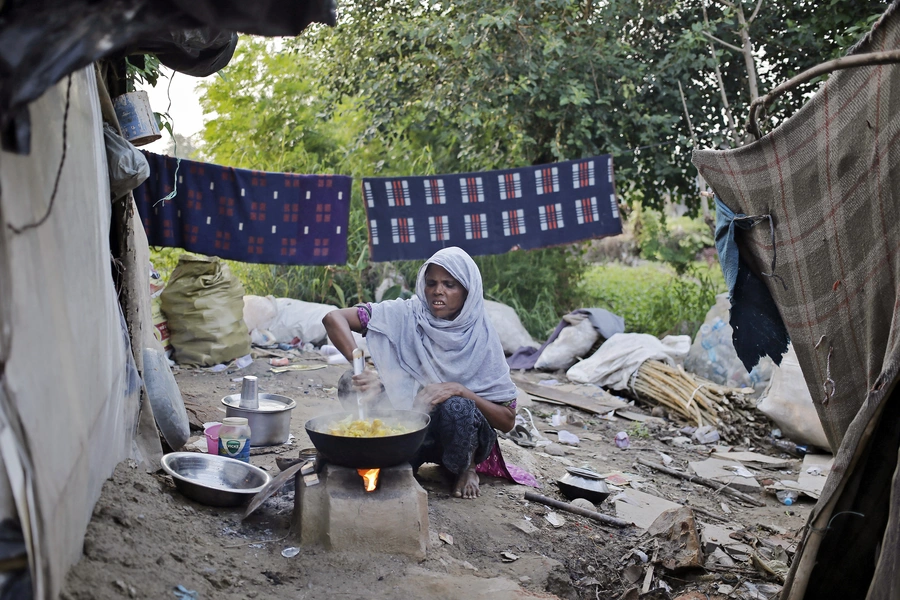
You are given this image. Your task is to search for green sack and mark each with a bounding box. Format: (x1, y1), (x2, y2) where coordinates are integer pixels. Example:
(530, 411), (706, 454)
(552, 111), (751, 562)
(160, 255), (250, 366)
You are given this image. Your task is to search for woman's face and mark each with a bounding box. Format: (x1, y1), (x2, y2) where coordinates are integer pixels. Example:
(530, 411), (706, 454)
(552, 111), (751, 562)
(423, 264), (468, 320)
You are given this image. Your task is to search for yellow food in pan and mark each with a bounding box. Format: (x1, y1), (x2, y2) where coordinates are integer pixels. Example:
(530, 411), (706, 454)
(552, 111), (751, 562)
(327, 418), (410, 438)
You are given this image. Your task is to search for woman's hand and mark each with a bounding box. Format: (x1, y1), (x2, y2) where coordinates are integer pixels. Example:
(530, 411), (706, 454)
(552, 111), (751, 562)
(417, 382), (466, 406)
(352, 369), (383, 396)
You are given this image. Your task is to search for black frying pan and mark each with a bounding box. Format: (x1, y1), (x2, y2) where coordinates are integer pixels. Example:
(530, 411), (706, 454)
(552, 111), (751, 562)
(304, 409), (431, 469)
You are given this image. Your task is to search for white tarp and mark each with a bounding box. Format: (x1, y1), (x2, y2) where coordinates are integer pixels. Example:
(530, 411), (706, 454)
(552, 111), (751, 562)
(0, 68), (136, 597)
(567, 333), (691, 388)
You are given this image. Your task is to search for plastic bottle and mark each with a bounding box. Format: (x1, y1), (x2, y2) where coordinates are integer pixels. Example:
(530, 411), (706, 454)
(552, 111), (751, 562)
(218, 417), (251, 462)
(776, 490), (799, 506)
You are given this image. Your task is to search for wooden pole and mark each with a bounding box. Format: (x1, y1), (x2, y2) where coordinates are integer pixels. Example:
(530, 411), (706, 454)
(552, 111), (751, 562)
(636, 458), (765, 507)
(524, 492), (631, 528)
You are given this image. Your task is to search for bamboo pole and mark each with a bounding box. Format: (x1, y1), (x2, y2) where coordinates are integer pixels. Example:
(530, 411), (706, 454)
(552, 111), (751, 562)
(637, 458), (764, 507)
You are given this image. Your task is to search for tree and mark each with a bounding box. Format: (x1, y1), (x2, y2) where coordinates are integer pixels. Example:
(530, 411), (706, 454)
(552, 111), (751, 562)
(297, 0), (887, 210)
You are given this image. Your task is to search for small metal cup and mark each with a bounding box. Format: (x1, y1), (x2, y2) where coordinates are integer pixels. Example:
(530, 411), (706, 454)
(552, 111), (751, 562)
(239, 376), (259, 410)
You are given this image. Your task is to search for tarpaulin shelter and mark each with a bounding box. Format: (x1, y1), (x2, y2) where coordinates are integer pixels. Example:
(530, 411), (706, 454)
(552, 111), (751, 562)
(693, 2), (900, 597)
(0, 1), (335, 597)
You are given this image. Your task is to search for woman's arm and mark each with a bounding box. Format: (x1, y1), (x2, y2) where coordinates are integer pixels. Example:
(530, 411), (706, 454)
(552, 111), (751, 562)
(322, 307), (364, 363)
(417, 383), (516, 433)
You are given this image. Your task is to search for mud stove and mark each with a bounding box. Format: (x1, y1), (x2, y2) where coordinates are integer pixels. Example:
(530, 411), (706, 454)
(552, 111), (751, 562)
(292, 462), (429, 558)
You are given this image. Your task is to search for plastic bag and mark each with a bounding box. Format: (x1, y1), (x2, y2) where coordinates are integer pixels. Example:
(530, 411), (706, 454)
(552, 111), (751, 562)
(484, 300), (538, 355)
(243, 294), (278, 332)
(103, 123), (149, 200)
(756, 344), (831, 451)
(160, 255), (250, 366)
(269, 298), (338, 345)
(567, 333), (691, 388)
(684, 293), (773, 394)
(535, 315), (598, 370)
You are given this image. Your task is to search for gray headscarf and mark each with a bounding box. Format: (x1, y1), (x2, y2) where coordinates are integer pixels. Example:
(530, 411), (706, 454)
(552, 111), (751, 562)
(366, 247), (517, 410)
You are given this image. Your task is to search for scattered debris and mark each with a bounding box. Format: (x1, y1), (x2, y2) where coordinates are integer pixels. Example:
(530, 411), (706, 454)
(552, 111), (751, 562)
(500, 552), (519, 562)
(647, 507), (704, 571)
(692, 425), (720, 445)
(526, 491), (630, 527)
(614, 489), (681, 531)
(438, 532), (454, 545)
(615, 431), (630, 449)
(557, 430), (580, 446)
(544, 512), (566, 528)
(281, 547), (300, 558)
(637, 458), (765, 506)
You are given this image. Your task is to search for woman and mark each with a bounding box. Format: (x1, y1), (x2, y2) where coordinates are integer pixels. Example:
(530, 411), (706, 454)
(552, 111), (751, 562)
(322, 247), (518, 499)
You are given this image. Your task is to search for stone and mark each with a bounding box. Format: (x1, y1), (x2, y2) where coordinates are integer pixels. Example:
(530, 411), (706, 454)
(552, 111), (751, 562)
(293, 463), (428, 559)
(646, 506), (704, 571)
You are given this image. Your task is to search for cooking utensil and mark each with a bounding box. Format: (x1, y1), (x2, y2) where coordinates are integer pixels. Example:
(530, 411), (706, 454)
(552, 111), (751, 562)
(243, 460), (308, 519)
(556, 468), (611, 504)
(161, 452), (271, 507)
(239, 375), (259, 410)
(352, 348), (366, 421)
(305, 409), (430, 469)
(222, 393), (296, 446)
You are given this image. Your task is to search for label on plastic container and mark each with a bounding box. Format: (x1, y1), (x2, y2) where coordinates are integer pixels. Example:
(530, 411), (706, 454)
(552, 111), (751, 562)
(219, 436), (250, 462)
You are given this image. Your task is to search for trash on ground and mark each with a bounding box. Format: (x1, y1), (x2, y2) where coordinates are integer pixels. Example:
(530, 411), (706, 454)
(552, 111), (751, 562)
(544, 511), (566, 528)
(688, 458), (762, 494)
(614, 431), (630, 449)
(268, 357), (291, 367)
(281, 547), (300, 558)
(500, 551), (519, 562)
(646, 507), (703, 571)
(557, 430), (580, 446)
(439, 532), (454, 545)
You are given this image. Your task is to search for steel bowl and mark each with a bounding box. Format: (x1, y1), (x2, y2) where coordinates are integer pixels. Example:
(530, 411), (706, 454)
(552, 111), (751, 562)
(222, 393), (296, 446)
(161, 452), (271, 507)
(556, 468), (611, 505)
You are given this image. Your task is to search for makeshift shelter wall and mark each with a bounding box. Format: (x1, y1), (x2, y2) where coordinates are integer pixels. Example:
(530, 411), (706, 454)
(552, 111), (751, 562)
(693, 3), (900, 597)
(0, 67), (137, 597)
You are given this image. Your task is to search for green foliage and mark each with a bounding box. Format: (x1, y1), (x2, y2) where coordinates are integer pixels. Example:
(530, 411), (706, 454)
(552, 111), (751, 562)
(632, 205), (714, 274)
(149, 247), (186, 282)
(479, 247), (589, 338)
(125, 54), (163, 91)
(582, 263), (725, 338)
(299, 0), (887, 210)
(627, 422), (651, 439)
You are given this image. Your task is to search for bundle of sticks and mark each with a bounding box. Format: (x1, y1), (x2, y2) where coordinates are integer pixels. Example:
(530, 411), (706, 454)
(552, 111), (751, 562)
(629, 360), (750, 428)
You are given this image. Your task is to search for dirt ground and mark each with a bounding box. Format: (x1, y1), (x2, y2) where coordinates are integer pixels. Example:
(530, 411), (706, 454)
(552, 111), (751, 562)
(62, 351), (811, 600)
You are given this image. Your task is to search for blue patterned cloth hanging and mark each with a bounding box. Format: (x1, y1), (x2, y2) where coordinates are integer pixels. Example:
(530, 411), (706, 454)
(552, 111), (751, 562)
(362, 155), (622, 262)
(133, 151), (352, 265)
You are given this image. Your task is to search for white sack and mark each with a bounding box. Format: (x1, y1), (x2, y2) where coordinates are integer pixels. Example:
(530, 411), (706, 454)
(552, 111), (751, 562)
(567, 333), (691, 388)
(534, 316), (598, 370)
(484, 300), (538, 355)
(243, 294), (278, 332)
(269, 298), (338, 345)
(757, 344), (831, 451)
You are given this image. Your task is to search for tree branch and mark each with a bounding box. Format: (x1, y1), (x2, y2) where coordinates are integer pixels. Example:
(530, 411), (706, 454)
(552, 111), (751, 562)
(748, 0), (764, 23)
(702, 30), (742, 53)
(747, 50), (900, 139)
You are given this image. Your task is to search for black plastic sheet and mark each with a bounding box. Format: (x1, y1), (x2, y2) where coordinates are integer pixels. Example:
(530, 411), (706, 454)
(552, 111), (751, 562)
(0, 0), (337, 154)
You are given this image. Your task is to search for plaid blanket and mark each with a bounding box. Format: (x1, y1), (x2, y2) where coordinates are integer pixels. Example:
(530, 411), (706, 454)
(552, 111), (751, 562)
(362, 155), (622, 262)
(693, 3), (900, 597)
(133, 152), (351, 265)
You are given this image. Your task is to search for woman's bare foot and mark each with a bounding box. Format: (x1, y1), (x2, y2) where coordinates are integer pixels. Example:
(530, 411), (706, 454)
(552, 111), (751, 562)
(452, 466), (480, 499)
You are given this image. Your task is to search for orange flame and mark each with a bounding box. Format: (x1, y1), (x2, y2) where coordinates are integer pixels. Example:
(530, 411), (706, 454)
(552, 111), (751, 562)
(358, 468), (380, 492)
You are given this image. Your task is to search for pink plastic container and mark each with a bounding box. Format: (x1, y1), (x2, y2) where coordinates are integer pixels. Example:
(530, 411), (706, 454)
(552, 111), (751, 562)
(204, 422), (222, 454)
